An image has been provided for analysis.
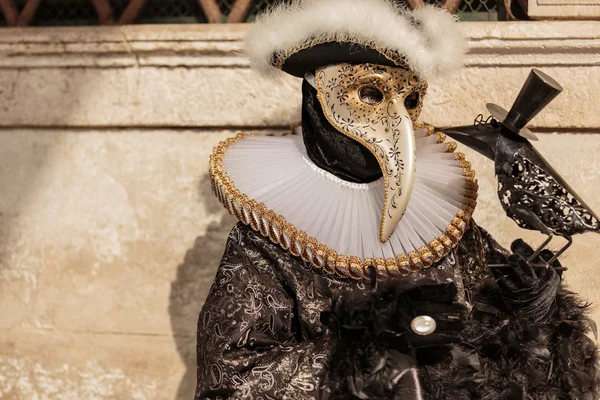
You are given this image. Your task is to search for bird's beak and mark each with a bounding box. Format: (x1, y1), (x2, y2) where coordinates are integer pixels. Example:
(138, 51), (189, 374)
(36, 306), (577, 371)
(315, 64), (418, 243)
(438, 124), (498, 161)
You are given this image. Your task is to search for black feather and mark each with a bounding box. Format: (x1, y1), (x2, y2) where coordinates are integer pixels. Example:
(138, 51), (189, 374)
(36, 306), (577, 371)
(321, 279), (598, 399)
(421, 282), (599, 399)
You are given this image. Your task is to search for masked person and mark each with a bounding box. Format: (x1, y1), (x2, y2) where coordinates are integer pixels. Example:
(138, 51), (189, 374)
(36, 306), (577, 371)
(196, 1), (598, 399)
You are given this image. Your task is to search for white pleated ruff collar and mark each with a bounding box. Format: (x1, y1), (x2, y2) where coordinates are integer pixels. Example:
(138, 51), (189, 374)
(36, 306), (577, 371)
(209, 125), (478, 279)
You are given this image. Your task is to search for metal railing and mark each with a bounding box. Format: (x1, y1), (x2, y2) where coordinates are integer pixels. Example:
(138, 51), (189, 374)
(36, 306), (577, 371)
(0, 0), (513, 27)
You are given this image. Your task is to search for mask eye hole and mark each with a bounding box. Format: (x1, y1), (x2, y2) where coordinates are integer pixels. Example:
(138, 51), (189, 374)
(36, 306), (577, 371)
(358, 86), (384, 106)
(404, 92), (420, 109)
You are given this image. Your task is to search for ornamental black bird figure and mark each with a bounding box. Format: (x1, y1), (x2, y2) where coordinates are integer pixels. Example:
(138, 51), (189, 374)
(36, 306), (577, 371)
(439, 69), (600, 263)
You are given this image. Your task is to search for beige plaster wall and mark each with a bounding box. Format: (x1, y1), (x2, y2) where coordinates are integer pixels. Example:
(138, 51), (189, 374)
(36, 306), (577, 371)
(0, 23), (599, 400)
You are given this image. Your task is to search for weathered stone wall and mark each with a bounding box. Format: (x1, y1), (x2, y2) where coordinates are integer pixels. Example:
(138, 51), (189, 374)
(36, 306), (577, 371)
(0, 23), (599, 400)
(528, 0), (600, 19)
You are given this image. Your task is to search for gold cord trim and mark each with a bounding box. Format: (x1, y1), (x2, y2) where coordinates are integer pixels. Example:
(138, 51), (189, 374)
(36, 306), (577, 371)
(209, 126), (478, 280)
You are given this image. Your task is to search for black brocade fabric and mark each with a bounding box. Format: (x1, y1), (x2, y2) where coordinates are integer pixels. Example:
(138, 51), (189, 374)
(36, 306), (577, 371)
(301, 79), (383, 183)
(195, 222), (599, 399)
(195, 222), (463, 400)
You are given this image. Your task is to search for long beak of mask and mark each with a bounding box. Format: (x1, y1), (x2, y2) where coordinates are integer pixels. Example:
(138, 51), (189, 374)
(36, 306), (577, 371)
(315, 63), (427, 243)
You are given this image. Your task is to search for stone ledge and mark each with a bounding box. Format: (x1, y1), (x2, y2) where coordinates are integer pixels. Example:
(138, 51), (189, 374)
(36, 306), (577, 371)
(0, 23), (598, 68)
(0, 23), (598, 129)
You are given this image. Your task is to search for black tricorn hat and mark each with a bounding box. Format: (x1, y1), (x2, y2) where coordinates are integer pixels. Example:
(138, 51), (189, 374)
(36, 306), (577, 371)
(281, 42), (402, 78)
(487, 69), (563, 141)
(244, 0), (467, 81)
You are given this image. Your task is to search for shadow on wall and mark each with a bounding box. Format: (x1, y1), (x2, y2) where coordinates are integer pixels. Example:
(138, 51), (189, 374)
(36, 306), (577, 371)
(0, 67), (93, 314)
(168, 173), (236, 400)
(0, 69), (87, 271)
(0, 133), (56, 268)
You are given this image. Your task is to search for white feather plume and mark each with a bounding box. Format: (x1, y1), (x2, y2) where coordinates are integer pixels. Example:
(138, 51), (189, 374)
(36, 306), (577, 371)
(244, 0), (467, 81)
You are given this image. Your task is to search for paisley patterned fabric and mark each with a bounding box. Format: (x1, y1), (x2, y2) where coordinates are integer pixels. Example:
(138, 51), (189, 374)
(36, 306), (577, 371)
(195, 221), (490, 399)
(196, 221), (599, 399)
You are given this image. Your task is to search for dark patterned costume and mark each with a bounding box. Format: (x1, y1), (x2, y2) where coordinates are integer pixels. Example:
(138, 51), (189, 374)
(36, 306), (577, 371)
(195, 222), (598, 399)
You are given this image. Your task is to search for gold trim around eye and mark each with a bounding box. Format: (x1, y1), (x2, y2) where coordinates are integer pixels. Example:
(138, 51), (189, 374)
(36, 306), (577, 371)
(404, 92), (420, 110)
(358, 86), (384, 106)
(209, 124), (478, 280)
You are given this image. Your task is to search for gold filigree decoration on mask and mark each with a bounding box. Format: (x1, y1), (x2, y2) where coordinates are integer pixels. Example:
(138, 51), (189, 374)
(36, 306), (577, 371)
(318, 63), (427, 124)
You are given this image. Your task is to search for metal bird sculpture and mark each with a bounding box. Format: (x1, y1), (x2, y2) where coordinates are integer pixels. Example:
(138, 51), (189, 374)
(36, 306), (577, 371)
(439, 69), (600, 264)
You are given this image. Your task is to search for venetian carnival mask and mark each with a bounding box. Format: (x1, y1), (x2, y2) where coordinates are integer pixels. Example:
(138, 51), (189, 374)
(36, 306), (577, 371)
(315, 63), (428, 242)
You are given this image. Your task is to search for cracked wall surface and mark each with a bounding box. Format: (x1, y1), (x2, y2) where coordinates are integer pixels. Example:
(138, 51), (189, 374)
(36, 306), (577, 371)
(1, 23), (599, 400)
